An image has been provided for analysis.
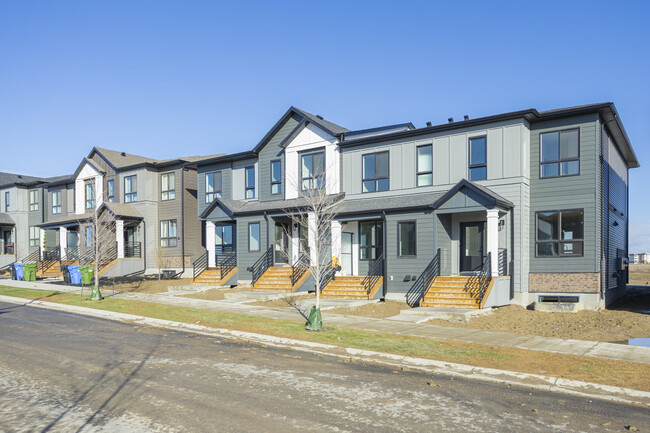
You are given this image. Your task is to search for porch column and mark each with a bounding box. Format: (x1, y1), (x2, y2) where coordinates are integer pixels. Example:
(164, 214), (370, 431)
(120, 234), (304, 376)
(116, 220), (125, 258)
(59, 227), (67, 258)
(291, 223), (299, 265)
(486, 209), (499, 277)
(308, 212), (317, 266)
(39, 229), (45, 259)
(206, 221), (216, 267)
(331, 220), (342, 274)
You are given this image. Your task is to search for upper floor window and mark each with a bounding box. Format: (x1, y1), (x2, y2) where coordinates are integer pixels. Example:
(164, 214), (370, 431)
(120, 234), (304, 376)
(205, 172), (222, 203)
(160, 219), (177, 247)
(469, 136), (487, 181)
(540, 129), (580, 178)
(417, 145), (433, 186)
(398, 221), (416, 257)
(52, 191), (62, 214)
(301, 151), (325, 191)
(124, 176), (137, 203)
(536, 209), (584, 257)
(107, 179), (115, 202)
(271, 160), (282, 195)
(4, 191), (9, 212)
(245, 166), (255, 199)
(161, 172), (175, 201)
(85, 183), (95, 209)
(29, 226), (39, 247)
(362, 151), (389, 192)
(29, 190), (38, 211)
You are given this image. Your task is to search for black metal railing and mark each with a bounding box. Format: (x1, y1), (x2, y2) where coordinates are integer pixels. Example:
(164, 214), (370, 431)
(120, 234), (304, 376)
(318, 264), (336, 290)
(362, 252), (384, 295)
(19, 248), (40, 264)
(38, 248), (61, 274)
(406, 248), (441, 307)
(477, 252), (492, 293)
(498, 248), (507, 276)
(248, 245), (273, 286)
(98, 243), (118, 274)
(219, 251), (237, 281)
(192, 250), (208, 280)
(65, 247), (80, 260)
(79, 247), (95, 265)
(290, 251), (310, 287)
(124, 242), (141, 258)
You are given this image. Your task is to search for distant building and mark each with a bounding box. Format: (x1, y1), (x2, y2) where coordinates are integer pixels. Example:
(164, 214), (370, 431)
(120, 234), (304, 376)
(629, 253), (650, 264)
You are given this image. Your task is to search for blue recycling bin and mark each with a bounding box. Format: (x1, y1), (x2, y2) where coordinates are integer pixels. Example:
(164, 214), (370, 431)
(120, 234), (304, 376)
(67, 265), (81, 285)
(13, 264), (24, 281)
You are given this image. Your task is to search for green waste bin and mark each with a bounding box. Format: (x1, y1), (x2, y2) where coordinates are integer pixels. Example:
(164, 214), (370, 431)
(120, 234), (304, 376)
(21, 263), (37, 281)
(79, 265), (95, 285)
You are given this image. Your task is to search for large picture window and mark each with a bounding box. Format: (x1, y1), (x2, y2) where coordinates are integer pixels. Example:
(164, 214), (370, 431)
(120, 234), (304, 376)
(52, 191), (62, 214)
(417, 145), (433, 186)
(301, 151), (325, 191)
(536, 209), (584, 257)
(160, 220), (177, 248)
(469, 136), (487, 181)
(359, 221), (383, 260)
(271, 160), (282, 195)
(29, 190), (38, 211)
(248, 222), (260, 251)
(161, 172), (175, 201)
(540, 129), (580, 178)
(362, 151), (389, 192)
(245, 167), (255, 199)
(124, 176), (137, 203)
(398, 221), (416, 257)
(205, 172), (222, 203)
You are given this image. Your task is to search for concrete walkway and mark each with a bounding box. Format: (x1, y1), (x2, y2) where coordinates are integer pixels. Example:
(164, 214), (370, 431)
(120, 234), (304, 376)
(2, 278), (650, 365)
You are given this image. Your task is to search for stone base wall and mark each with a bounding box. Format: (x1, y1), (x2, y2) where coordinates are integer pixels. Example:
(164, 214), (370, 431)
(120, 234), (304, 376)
(529, 272), (600, 293)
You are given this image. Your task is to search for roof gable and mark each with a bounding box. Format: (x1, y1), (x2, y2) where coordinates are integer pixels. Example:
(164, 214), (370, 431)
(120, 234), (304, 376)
(432, 179), (513, 211)
(72, 158), (105, 180)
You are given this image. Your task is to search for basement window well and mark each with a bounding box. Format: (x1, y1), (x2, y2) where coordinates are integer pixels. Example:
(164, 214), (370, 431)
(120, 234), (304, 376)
(538, 295), (579, 303)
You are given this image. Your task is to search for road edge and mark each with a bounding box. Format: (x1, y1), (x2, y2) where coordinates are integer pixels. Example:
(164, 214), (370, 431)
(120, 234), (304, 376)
(1, 294), (648, 407)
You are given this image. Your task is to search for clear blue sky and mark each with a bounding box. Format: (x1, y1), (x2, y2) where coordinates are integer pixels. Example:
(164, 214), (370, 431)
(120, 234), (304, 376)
(1, 1), (649, 249)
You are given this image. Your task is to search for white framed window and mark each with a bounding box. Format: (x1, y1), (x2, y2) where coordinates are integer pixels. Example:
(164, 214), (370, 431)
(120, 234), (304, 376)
(160, 220), (177, 247)
(29, 226), (39, 247)
(107, 179), (115, 202)
(245, 167), (255, 199)
(85, 183), (95, 209)
(52, 191), (62, 214)
(205, 172), (222, 203)
(29, 190), (38, 211)
(124, 176), (137, 202)
(161, 172), (175, 201)
(416, 144), (433, 186)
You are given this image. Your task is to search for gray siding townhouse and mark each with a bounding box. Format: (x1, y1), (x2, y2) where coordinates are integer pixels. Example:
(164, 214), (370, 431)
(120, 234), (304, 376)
(38, 147), (221, 277)
(195, 103), (637, 310)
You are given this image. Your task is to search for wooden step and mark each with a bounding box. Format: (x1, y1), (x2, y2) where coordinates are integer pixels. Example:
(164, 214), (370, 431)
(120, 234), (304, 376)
(192, 267), (237, 286)
(321, 276), (382, 300)
(420, 276), (494, 309)
(250, 267), (310, 293)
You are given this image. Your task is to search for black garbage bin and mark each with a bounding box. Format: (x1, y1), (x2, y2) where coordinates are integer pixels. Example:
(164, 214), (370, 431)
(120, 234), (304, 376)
(61, 265), (71, 284)
(161, 270), (176, 280)
(10, 265), (16, 280)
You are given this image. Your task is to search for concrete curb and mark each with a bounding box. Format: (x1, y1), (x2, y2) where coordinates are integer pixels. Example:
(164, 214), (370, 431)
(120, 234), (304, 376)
(1, 294), (648, 407)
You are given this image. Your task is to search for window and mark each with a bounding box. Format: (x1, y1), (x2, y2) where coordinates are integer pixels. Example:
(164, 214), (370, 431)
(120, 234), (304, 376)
(160, 220), (177, 247)
(107, 179), (115, 202)
(245, 166), (255, 199)
(248, 222), (260, 251)
(161, 173), (175, 201)
(124, 176), (137, 202)
(469, 136), (487, 180)
(536, 209), (584, 257)
(417, 145), (433, 186)
(271, 160), (282, 195)
(215, 224), (234, 254)
(5, 191), (10, 212)
(85, 183), (95, 209)
(52, 191), (62, 214)
(85, 226), (93, 247)
(540, 129), (580, 178)
(301, 151), (325, 191)
(29, 226), (39, 247)
(205, 172), (222, 203)
(362, 151), (389, 192)
(398, 221), (416, 256)
(359, 221), (383, 260)
(29, 190), (38, 211)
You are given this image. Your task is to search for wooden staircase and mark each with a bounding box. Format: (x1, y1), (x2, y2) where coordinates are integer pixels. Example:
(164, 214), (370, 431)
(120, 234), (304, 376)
(192, 267), (238, 286)
(420, 276), (494, 309)
(321, 276), (383, 300)
(250, 266), (311, 292)
(37, 262), (63, 278)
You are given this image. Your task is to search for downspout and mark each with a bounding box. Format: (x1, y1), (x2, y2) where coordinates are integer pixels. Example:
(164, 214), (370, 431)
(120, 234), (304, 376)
(264, 212), (269, 251)
(177, 167), (186, 278)
(142, 220), (147, 274)
(382, 210), (387, 300)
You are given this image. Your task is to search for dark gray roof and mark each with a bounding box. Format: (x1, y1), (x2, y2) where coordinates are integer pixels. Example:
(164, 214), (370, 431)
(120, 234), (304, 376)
(201, 194), (346, 218)
(39, 212), (94, 228)
(292, 107), (349, 135)
(93, 147), (225, 170)
(0, 213), (15, 226)
(0, 172), (46, 188)
(101, 202), (143, 219)
(338, 191), (445, 215)
(431, 179), (513, 210)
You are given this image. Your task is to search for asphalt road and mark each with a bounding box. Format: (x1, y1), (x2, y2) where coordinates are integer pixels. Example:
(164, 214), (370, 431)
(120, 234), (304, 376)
(0, 301), (648, 433)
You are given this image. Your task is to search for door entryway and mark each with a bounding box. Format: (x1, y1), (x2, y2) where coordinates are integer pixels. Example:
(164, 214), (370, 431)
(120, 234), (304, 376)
(460, 222), (486, 273)
(274, 222), (290, 265)
(341, 232), (353, 275)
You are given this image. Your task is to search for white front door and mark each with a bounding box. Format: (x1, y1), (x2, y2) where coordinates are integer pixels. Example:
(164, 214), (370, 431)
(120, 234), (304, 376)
(341, 232), (353, 275)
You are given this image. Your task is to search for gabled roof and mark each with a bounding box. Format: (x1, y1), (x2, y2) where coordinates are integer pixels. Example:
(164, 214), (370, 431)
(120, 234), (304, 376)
(100, 202), (143, 220)
(0, 213), (15, 226)
(199, 197), (243, 219)
(92, 147), (157, 170)
(431, 179), (513, 210)
(72, 157), (105, 180)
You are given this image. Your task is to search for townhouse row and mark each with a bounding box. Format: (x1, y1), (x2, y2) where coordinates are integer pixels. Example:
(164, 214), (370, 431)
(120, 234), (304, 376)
(0, 102), (638, 310)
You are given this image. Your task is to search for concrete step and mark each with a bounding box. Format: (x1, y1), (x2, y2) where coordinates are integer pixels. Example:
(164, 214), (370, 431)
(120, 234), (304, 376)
(420, 301), (480, 309)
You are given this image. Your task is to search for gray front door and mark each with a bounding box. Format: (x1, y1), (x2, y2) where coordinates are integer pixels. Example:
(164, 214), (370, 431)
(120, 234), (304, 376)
(341, 232), (353, 275)
(460, 222), (485, 273)
(275, 223), (289, 265)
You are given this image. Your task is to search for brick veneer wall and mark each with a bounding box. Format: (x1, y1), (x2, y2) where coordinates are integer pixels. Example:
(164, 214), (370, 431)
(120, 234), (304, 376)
(529, 273), (600, 293)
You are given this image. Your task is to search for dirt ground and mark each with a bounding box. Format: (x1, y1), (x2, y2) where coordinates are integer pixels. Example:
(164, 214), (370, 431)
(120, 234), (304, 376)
(326, 301), (411, 318)
(248, 293), (314, 308)
(102, 276), (192, 294)
(629, 263), (650, 286)
(182, 287), (250, 301)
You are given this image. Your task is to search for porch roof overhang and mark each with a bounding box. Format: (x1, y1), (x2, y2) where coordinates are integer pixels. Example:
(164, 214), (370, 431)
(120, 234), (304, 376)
(39, 212), (94, 228)
(39, 203), (143, 229)
(430, 179), (513, 213)
(100, 202), (143, 221)
(337, 191), (444, 216)
(200, 194), (347, 219)
(0, 213), (15, 227)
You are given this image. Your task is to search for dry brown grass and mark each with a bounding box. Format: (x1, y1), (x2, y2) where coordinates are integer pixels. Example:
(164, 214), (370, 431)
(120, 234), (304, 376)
(629, 264), (650, 286)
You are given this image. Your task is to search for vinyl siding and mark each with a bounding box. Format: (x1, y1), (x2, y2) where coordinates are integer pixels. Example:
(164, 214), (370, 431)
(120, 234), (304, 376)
(257, 114), (301, 202)
(236, 214), (268, 281)
(197, 162), (233, 217)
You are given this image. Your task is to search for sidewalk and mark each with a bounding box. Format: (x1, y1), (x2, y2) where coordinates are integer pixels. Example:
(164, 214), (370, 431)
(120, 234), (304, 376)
(2, 278), (650, 364)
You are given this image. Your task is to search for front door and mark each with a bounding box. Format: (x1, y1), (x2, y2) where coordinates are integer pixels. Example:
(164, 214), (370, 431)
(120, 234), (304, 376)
(341, 232), (353, 275)
(460, 222), (486, 273)
(274, 223), (289, 265)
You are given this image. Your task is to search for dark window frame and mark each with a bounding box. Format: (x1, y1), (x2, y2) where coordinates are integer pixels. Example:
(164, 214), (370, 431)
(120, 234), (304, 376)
(107, 179), (115, 203)
(362, 151), (390, 193)
(534, 208), (584, 258)
(85, 226), (93, 247)
(215, 224), (234, 254)
(248, 222), (261, 252)
(52, 190), (62, 215)
(359, 220), (383, 261)
(85, 182), (95, 209)
(300, 149), (326, 191)
(4, 191), (9, 212)
(416, 144), (433, 187)
(468, 136), (487, 181)
(124, 175), (137, 203)
(160, 219), (178, 248)
(397, 220), (417, 257)
(161, 172), (175, 201)
(245, 166), (255, 199)
(270, 159), (282, 195)
(205, 171), (222, 203)
(539, 128), (581, 179)
(29, 226), (39, 247)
